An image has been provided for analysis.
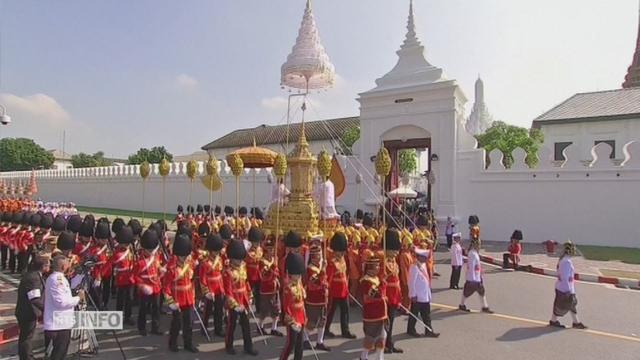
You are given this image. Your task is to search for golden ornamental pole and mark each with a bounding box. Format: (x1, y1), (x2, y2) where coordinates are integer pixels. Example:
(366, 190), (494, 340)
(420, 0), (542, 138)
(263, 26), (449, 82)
(375, 147), (391, 271)
(159, 158), (171, 223)
(317, 149), (332, 251)
(206, 155), (218, 216)
(228, 154), (244, 239)
(187, 160), (197, 208)
(140, 161), (151, 226)
(273, 153), (287, 270)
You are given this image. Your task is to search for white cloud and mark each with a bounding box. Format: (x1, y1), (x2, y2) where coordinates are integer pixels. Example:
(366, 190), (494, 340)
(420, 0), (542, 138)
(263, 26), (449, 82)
(176, 74), (199, 89)
(0, 93), (71, 127)
(260, 96), (288, 110)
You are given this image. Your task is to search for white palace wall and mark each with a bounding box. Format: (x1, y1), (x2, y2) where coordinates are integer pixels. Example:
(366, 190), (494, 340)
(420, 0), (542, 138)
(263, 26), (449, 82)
(1, 140), (640, 247)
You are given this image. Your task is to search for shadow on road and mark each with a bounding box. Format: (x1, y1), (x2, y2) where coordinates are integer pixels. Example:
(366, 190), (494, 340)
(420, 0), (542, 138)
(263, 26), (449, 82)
(496, 325), (564, 342)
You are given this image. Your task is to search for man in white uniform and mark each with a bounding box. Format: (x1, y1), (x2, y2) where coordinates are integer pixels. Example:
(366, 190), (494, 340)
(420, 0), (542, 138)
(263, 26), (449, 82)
(44, 255), (85, 360)
(407, 248), (439, 338)
(549, 241), (587, 329)
(458, 238), (493, 313)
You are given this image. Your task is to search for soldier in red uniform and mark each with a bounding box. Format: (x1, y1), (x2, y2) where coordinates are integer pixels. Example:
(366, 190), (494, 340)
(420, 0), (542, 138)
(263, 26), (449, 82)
(324, 232), (356, 339)
(134, 228), (163, 336)
(74, 219), (95, 261)
(16, 212), (34, 273)
(92, 220), (112, 309)
(55, 230), (78, 278)
(194, 222), (210, 254)
(223, 239), (258, 356)
(257, 236), (282, 337)
(303, 243), (331, 351)
(199, 233), (226, 337)
(280, 253), (306, 360)
(382, 228), (403, 354)
(246, 226), (264, 311)
(0, 212), (12, 270)
(6, 212), (22, 273)
(359, 253), (387, 360)
(173, 205), (185, 228)
(110, 226), (135, 325)
(163, 233), (199, 353)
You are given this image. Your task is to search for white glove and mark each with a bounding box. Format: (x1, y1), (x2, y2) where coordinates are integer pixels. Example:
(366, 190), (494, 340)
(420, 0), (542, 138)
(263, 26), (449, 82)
(235, 305), (245, 313)
(140, 285), (152, 296)
(169, 303), (179, 311)
(205, 293), (214, 300)
(291, 324), (302, 333)
(93, 279), (101, 288)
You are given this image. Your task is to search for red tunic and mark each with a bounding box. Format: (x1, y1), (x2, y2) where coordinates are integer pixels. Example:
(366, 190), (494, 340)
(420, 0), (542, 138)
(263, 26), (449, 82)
(133, 255), (162, 295)
(73, 241), (94, 259)
(360, 275), (387, 322)
(222, 264), (251, 309)
(283, 280), (306, 327)
(199, 255), (224, 296)
(258, 257), (279, 295)
(18, 230), (33, 252)
(245, 246), (263, 285)
(326, 257), (349, 299)
(92, 244), (112, 280)
(304, 263), (328, 306)
(0, 226), (8, 246)
(383, 259), (401, 307)
(162, 256), (195, 309)
(110, 247), (135, 287)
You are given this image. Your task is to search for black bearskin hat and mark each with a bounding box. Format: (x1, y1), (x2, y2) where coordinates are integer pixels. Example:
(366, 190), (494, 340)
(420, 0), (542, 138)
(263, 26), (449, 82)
(141, 229), (159, 250)
(12, 212), (23, 224)
(40, 213), (54, 229)
(356, 209), (364, 220)
(79, 220), (94, 237)
(173, 233), (192, 257)
(116, 226), (134, 244)
(52, 215), (66, 232)
(128, 219), (142, 236)
(57, 231), (76, 251)
(219, 224), (233, 240)
(67, 215), (83, 233)
(227, 239), (247, 260)
(196, 204), (203, 214)
(112, 218), (125, 235)
(248, 227), (263, 243)
(511, 230), (523, 241)
(29, 213), (42, 228)
(206, 233), (224, 252)
(285, 253), (305, 275)
(198, 222), (211, 237)
(224, 206), (234, 216)
(251, 207), (264, 220)
(83, 215), (95, 229)
(330, 232), (348, 252)
(239, 207), (248, 216)
(187, 205), (194, 214)
(284, 230), (302, 248)
(468, 215), (480, 226)
(21, 212), (31, 225)
(177, 205), (184, 213)
(176, 224), (192, 239)
(204, 205), (211, 214)
(214, 205), (221, 215)
(94, 222), (111, 239)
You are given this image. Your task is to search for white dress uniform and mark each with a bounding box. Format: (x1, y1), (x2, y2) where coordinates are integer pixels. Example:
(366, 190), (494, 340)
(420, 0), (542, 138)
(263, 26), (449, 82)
(44, 270), (80, 360)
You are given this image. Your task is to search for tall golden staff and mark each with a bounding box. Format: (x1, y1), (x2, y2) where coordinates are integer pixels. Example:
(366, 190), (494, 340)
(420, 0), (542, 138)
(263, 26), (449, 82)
(159, 158), (171, 223)
(228, 154), (244, 239)
(186, 160), (197, 206)
(273, 153), (287, 268)
(139, 161), (151, 226)
(375, 147), (391, 267)
(205, 155), (218, 213)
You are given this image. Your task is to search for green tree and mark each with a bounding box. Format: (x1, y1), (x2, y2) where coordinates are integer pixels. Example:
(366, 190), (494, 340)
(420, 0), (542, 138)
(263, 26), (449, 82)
(71, 151), (113, 168)
(399, 149), (417, 175)
(339, 126), (360, 155)
(127, 146), (173, 165)
(0, 138), (55, 171)
(475, 121), (544, 168)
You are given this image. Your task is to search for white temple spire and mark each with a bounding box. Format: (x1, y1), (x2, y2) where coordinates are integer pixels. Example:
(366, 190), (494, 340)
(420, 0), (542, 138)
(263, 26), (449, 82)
(465, 76), (494, 136)
(372, 0), (444, 91)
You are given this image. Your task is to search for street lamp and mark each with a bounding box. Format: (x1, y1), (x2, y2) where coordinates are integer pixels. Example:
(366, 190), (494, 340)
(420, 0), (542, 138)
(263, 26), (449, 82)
(0, 105), (11, 126)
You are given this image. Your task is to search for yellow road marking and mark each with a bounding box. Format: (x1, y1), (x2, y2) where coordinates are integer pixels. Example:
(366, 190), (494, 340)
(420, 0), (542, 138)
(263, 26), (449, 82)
(431, 303), (640, 344)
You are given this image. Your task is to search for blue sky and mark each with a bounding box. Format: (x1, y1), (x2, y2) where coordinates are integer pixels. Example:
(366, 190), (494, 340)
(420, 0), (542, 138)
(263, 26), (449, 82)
(0, 0), (638, 158)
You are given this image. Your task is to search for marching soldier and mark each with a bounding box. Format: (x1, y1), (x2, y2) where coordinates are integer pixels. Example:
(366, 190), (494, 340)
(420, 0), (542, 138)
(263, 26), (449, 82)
(134, 229), (163, 336)
(324, 232), (356, 339)
(359, 253), (387, 360)
(200, 233), (226, 337)
(0, 212), (11, 270)
(458, 237), (493, 314)
(110, 226), (136, 325)
(92, 221), (112, 309)
(74, 219), (95, 261)
(303, 243), (331, 351)
(223, 239), (258, 356)
(382, 229), (403, 354)
(257, 236), (282, 337)
(280, 253), (306, 360)
(163, 233), (199, 352)
(53, 230), (78, 277)
(246, 226), (264, 310)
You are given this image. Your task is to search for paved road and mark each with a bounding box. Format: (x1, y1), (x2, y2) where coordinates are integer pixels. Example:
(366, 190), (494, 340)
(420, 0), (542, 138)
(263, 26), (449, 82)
(2, 253), (639, 360)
